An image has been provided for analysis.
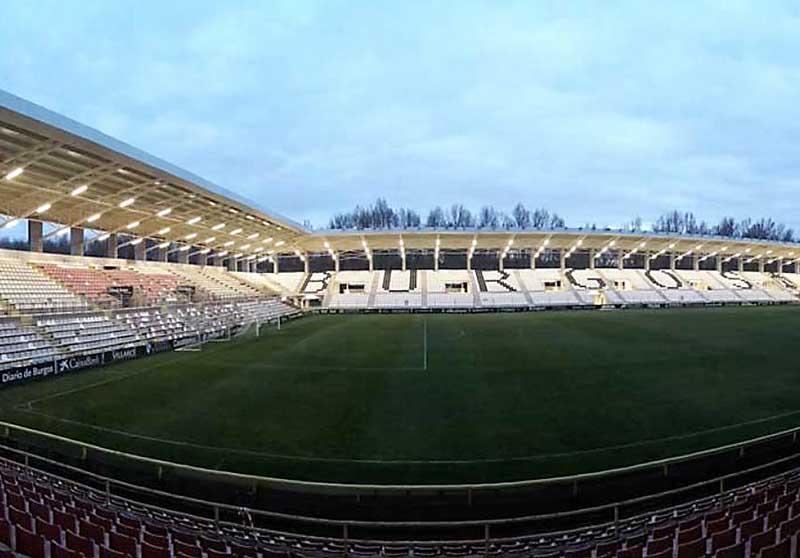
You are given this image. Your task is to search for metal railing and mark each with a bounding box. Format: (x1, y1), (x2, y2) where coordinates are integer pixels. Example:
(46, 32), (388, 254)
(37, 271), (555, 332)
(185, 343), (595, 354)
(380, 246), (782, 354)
(1, 420), (800, 542)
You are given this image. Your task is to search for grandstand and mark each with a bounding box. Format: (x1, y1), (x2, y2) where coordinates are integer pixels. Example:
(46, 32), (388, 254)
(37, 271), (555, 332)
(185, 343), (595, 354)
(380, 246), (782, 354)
(5, 88), (800, 550)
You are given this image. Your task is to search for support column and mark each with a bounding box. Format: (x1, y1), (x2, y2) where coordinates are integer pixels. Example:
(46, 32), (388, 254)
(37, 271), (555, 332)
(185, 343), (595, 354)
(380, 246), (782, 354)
(617, 250), (624, 270)
(644, 252), (651, 271)
(669, 253), (676, 270)
(70, 227), (85, 256)
(434, 251), (440, 271)
(692, 254), (699, 271)
(530, 249), (536, 270)
(334, 253), (340, 273)
(466, 253), (472, 271)
(212, 254), (223, 267)
(274, 257), (280, 273)
(227, 258), (236, 272)
(28, 220), (43, 252)
(368, 255), (374, 272)
(134, 241), (146, 261)
(402, 254), (407, 271)
(498, 253), (504, 272)
(777, 258), (784, 275)
(795, 261), (800, 275)
(250, 260), (257, 273)
(157, 246), (168, 262)
(303, 252), (310, 274)
(559, 251), (567, 271)
(738, 258), (744, 273)
(197, 253), (208, 267)
(588, 249), (596, 269)
(716, 257), (722, 273)
(106, 234), (118, 258)
(177, 248), (189, 264)
(758, 259), (765, 273)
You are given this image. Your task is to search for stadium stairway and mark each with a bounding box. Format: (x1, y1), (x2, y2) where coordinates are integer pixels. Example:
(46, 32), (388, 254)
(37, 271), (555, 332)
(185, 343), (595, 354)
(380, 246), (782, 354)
(512, 270), (535, 306)
(367, 272), (380, 308)
(469, 272), (482, 308)
(420, 271), (429, 308)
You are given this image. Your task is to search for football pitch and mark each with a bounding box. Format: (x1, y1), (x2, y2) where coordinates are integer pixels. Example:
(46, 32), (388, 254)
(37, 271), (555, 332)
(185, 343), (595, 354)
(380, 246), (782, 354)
(3, 306), (800, 485)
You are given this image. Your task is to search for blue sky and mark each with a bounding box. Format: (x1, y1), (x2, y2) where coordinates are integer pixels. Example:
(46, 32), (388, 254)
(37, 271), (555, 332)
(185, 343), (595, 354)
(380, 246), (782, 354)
(2, 0), (800, 230)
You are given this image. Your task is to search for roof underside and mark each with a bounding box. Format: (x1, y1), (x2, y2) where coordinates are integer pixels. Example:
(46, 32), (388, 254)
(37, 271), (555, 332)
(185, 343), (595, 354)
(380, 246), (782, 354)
(0, 89), (306, 258)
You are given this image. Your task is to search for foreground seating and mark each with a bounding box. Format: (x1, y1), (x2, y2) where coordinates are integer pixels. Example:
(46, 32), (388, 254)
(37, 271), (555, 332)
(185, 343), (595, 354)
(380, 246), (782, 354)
(1, 455), (800, 557)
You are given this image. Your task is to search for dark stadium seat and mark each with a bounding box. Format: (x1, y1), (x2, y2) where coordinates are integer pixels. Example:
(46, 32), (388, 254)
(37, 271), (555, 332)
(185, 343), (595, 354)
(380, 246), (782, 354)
(709, 527), (737, 553)
(141, 541), (171, 558)
(676, 537), (705, 558)
(34, 517), (62, 543)
(101, 544), (130, 558)
(51, 541), (80, 558)
(0, 519), (12, 547)
(66, 530), (95, 558)
(759, 537), (790, 558)
(749, 529), (777, 556)
(714, 541), (745, 558)
(15, 526), (45, 558)
(109, 531), (138, 557)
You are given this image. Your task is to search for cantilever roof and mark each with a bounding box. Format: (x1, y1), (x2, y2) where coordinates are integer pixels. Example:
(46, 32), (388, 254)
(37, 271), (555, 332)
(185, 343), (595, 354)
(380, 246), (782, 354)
(0, 89), (306, 257)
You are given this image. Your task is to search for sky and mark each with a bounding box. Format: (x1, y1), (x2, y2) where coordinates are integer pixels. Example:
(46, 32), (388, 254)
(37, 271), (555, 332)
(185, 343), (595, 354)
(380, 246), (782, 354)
(2, 0), (800, 231)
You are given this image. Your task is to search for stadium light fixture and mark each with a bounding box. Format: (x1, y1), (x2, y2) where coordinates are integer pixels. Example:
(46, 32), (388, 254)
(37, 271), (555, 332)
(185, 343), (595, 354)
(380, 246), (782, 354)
(126, 221), (140, 230)
(229, 208), (238, 214)
(199, 248), (211, 254)
(263, 237), (274, 244)
(35, 202), (52, 214)
(240, 244), (251, 250)
(234, 252), (243, 258)
(70, 184), (89, 197)
(217, 250), (229, 257)
(156, 207), (173, 217)
(223, 240), (234, 247)
(179, 245), (191, 252)
(246, 215), (255, 221)
(212, 223), (226, 231)
(230, 228), (243, 235)
(157, 241), (170, 249)
(203, 236), (216, 243)
(275, 240), (285, 247)
(3, 218), (20, 229)
(86, 213), (102, 223)
(118, 197), (135, 208)
(97, 233), (110, 241)
(4, 167), (24, 180)
(247, 232), (259, 239)
(185, 233), (198, 240)
(130, 238), (143, 246)
(187, 216), (202, 225)
(157, 227), (171, 235)
(323, 241), (330, 249)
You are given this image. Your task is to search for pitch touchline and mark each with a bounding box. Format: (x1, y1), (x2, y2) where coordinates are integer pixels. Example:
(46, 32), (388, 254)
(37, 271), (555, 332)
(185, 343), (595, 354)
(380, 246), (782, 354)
(15, 407), (800, 465)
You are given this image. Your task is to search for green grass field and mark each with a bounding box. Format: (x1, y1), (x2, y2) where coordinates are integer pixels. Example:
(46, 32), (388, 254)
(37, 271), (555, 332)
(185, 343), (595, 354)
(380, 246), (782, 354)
(3, 306), (800, 484)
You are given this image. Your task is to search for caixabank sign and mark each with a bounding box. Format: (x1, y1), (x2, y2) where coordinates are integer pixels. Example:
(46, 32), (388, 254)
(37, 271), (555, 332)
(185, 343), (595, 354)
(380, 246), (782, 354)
(0, 339), (183, 388)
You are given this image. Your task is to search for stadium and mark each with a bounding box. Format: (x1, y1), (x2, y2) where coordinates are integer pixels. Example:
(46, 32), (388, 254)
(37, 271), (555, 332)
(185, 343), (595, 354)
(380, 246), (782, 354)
(2, 84), (800, 558)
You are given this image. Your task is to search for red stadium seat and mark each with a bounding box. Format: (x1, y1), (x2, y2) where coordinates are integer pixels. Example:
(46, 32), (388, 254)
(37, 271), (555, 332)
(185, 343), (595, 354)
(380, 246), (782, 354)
(34, 517), (62, 543)
(676, 538), (705, 558)
(53, 510), (78, 534)
(9, 506), (34, 532)
(749, 530), (777, 557)
(715, 542), (745, 558)
(66, 530), (95, 558)
(141, 542), (170, 558)
(101, 545), (129, 558)
(51, 541), (80, 558)
(109, 531), (137, 557)
(759, 537), (790, 558)
(16, 526), (45, 558)
(0, 518), (12, 547)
